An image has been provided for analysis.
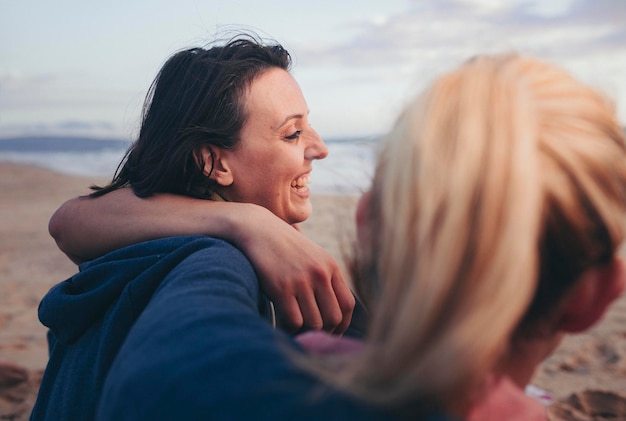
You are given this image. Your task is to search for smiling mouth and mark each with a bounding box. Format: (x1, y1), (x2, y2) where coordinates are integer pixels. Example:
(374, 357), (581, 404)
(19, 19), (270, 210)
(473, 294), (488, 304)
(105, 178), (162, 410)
(291, 174), (311, 191)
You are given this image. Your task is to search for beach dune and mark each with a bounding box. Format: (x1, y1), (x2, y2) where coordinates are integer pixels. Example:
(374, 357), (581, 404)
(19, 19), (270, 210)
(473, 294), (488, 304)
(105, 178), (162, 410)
(0, 162), (624, 420)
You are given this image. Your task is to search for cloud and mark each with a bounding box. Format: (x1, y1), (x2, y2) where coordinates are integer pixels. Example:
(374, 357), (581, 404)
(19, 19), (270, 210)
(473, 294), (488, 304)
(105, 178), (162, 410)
(0, 70), (138, 109)
(0, 120), (124, 138)
(568, 0), (626, 23)
(0, 69), (137, 138)
(294, 0), (626, 71)
(0, 71), (64, 109)
(290, 0), (626, 131)
(0, 71), (56, 95)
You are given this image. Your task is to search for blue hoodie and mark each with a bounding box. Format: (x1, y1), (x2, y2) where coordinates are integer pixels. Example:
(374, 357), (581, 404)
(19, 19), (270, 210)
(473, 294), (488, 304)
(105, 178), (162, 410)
(31, 235), (453, 421)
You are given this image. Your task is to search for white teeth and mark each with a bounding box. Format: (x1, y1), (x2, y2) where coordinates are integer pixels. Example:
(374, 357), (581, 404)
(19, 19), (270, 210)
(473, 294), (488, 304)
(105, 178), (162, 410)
(291, 175), (311, 189)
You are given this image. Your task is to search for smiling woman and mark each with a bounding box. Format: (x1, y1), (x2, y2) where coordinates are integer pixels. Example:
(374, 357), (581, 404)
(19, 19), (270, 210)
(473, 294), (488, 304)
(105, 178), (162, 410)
(199, 67), (328, 225)
(33, 33), (357, 421)
(83, 37), (329, 229)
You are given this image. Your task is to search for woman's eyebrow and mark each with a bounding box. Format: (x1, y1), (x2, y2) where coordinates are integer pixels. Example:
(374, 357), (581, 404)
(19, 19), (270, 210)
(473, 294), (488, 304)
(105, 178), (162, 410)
(276, 110), (310, 129)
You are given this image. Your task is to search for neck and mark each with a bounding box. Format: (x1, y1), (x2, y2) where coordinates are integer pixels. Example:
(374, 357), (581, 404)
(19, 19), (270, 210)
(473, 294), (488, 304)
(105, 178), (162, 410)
(500, 332), (563, 388)
(465, 375), (550, 421)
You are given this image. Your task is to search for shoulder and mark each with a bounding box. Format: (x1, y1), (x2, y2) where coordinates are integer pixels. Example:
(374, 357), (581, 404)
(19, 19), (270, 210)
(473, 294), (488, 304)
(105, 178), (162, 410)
(80, 235), (246, 270)
(165, 235), (254, 275)
(158, 235), (258, 294)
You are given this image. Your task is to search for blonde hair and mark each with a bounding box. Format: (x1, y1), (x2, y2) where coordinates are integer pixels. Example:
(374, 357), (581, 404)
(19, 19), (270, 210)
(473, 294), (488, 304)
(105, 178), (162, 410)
(340, 54), (626, 413)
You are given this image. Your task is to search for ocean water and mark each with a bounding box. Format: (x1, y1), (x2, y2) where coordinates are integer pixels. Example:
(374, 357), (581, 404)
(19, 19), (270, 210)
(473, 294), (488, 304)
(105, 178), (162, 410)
(0, 136), (378, 195)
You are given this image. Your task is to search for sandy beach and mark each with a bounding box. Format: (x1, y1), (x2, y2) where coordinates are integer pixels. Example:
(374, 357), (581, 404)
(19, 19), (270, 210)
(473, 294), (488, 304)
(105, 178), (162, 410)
(1, 161), (625, 420)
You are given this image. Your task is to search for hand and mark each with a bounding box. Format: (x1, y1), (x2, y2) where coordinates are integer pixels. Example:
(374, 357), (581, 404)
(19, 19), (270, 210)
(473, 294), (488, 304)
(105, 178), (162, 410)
(234, 208), (355, 334)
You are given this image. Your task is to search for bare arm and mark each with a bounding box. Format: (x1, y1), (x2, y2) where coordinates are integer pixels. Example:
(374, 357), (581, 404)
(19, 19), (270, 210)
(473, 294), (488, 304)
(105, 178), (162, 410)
(49, 188), (355, 333)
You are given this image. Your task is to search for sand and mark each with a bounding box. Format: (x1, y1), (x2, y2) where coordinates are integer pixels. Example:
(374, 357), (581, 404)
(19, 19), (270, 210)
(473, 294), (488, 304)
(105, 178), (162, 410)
(0, 162), (624, 420)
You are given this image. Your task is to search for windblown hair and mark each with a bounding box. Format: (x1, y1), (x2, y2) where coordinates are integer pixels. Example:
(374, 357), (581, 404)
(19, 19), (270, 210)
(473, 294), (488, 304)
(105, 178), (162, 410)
(340, 54), (626, 414)
(90, 34), (291, 199)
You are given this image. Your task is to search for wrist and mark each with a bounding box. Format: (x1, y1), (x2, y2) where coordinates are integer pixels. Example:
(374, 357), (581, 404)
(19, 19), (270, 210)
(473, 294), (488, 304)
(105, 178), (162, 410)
(225, 202), (273, 249)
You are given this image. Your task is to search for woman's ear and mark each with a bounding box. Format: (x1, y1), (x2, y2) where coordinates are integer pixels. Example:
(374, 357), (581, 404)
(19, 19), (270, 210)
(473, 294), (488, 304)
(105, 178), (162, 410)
(557, 258), (626, 333)
(197, 145), (233, 187)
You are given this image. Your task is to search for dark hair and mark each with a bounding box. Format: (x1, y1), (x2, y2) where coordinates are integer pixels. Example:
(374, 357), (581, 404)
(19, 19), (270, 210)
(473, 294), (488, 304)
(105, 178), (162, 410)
(90, 34), (292, 199)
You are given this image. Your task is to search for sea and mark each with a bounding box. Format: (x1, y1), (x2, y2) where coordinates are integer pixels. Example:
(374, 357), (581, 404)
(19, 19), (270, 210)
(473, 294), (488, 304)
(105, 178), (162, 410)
(0, 135), (378, 195)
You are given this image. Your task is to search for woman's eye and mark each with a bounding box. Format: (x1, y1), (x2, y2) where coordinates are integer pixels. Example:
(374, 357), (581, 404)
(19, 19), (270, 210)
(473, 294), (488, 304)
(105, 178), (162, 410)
(285, 130), (302, 140)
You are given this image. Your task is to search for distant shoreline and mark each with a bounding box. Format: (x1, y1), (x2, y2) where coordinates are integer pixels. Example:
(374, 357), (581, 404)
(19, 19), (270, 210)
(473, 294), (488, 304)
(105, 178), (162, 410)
(0, 136), (376, 194)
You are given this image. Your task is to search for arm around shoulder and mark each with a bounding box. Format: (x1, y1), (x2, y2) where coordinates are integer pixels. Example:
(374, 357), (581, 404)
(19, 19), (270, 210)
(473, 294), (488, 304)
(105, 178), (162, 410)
(49, 187), (355, 333)
(48, 188), (263, 263)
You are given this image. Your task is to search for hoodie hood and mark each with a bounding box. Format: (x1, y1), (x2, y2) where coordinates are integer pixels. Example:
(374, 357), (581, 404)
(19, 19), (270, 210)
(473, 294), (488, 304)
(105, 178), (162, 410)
(33, 235), (258, 421)
(38, 235), (214, 345)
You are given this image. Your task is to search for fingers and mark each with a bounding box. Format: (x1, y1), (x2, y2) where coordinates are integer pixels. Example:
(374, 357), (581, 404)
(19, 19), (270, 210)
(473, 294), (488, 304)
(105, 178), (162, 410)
(274, 296), (305, 333)
(312, 285), (342, 333)
(274, 281), (329, 333)
(296, 290), (326, 332)
(301, 255), (353, 332)
(329, 271), (356, 334)
(309, 268), (354, 334)
(242, 216), (356, 334)
(273, 272), (354, 334)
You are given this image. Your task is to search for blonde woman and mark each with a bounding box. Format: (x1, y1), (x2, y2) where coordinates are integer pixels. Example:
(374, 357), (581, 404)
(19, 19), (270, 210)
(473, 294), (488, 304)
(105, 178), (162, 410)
(298, 53), (626, 419)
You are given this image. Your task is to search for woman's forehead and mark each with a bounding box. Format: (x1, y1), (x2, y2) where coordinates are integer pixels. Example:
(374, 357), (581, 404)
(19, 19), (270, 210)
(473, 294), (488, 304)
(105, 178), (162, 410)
(244, 68), (308, 129)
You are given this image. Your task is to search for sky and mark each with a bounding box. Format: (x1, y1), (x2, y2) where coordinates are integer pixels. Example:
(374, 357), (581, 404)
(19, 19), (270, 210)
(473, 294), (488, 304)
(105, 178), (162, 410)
(1, 0), (626, 140)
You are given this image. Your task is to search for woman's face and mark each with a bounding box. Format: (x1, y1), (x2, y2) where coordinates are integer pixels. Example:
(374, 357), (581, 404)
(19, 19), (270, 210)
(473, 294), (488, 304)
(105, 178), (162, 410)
(214, 68), (328, 225)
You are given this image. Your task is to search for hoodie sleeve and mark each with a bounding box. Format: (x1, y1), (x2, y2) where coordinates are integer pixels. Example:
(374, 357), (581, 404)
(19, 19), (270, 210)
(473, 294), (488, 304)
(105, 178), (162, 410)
(95, 240), (397, 421)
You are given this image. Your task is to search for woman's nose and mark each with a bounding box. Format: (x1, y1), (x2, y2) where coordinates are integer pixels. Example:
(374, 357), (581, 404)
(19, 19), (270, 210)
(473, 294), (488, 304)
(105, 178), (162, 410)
(306, 128), (328, 160)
